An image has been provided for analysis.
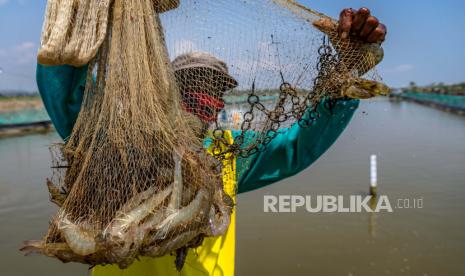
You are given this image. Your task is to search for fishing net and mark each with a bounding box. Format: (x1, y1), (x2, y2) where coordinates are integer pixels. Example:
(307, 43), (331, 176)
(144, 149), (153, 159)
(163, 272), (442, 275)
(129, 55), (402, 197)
(159, 0), (387, 161)
(23, 0), (388, 270)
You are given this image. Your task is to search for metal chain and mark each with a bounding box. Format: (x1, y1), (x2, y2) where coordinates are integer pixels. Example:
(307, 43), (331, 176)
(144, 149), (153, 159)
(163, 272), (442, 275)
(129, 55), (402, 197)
(212, 35), (339, 160)
(298, 36), (339, 126)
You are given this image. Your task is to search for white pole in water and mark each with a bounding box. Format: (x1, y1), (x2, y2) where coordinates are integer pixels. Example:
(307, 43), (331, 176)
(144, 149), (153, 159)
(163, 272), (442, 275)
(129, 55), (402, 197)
(370, 155), (378, 196)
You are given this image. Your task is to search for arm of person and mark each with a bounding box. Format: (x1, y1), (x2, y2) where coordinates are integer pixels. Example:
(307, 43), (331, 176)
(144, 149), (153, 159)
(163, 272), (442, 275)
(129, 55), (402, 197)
(236, 98), (359, 194)
(36, 64), (87, 140)
(234, 7), (387, 193)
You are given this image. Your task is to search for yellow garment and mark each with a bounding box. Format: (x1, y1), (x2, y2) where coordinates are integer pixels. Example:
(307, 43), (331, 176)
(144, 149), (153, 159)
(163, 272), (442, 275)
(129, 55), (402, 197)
(93, 131), (237, 276)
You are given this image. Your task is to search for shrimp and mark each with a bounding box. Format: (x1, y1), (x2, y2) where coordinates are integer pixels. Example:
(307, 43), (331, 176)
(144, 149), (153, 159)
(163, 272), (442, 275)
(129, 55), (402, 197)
(57, 214), (97, 256)
(143, 230), (200, 258)
(98, 185), (173, 263)
(117, 185), (158, 215)
(139, 149), (184, 236)
(106, 184), (172, 238)
(167, 149), (184, 211)
(20, 240), (105, 265)
(46, 179), (67, 207)
(205, 190), (233, 237)
(205, 205), (230, 237)
(99, 225), (145, 269)
(342, 77), (390, 99)
(20, 240), (69, 257)
(140, 208), (167, 233)
(154, 188), (210, 240)
(181, 185), (195, 207)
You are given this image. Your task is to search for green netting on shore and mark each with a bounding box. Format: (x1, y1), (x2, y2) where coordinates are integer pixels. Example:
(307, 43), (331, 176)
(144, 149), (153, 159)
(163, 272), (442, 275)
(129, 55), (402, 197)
(402, 91), (465, 109)
(0, 108), (49, 125)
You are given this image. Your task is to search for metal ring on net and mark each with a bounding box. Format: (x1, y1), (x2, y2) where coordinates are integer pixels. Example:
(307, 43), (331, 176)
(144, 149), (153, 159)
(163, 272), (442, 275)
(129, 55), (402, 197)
(209, 11), (378, 161)
(211, 35), (340, 160)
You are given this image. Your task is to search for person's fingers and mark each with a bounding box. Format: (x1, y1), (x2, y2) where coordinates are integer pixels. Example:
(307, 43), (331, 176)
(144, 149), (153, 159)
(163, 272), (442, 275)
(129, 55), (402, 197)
(338, 8), (354, 39)
(360, 16), (379, 39)
(366, 23), (387, 43)
(351, 7), (370, 35)
(378, 23), (387, 42)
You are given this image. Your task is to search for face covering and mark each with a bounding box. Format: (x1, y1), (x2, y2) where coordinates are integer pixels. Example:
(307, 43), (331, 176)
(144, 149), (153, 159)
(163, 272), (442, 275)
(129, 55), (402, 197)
(182, 91), (225, 122)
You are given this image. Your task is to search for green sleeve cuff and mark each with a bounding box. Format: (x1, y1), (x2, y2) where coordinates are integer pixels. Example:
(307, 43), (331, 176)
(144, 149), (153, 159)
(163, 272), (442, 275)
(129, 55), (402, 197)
(36, 64), (87, 140)
(236, 98), (359, 194)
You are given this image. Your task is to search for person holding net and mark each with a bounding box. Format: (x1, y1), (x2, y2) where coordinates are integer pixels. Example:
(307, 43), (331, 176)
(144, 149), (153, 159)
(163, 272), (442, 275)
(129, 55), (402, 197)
(36, 6), (386, 276)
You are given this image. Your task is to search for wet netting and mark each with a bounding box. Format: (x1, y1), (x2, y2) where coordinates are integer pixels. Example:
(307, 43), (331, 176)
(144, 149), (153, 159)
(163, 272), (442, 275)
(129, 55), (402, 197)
(22, 0), (389, 269)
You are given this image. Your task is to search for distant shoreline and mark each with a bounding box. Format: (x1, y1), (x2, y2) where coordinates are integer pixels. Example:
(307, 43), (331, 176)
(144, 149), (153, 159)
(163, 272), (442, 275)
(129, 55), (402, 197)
(0, 96), (43, 114)
(390, 92), (465, 116)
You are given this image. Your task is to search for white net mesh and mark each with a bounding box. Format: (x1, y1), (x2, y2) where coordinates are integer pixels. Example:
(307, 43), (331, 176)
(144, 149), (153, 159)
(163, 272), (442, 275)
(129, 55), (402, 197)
(22, 0), (388, 269)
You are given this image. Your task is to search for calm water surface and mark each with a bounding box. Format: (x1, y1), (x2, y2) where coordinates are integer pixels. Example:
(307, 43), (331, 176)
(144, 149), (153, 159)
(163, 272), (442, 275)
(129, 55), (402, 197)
(1, 99), (464, 275)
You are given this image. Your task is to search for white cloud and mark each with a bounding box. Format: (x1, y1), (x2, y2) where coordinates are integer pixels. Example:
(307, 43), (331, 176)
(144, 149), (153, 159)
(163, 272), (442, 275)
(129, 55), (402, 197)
(15, 42), (37, 64)
(15, 41), (35, 51)
(385, 64), (414, 73)
(0, 0), (30, 6)
(0, 42), (37, 65)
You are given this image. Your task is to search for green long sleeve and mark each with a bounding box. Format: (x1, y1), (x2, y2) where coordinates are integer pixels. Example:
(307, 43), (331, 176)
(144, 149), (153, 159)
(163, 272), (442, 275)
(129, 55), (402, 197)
(36, 64), (87, 140)
(36, 64), (359, 195)
(236, 99), (359, 194)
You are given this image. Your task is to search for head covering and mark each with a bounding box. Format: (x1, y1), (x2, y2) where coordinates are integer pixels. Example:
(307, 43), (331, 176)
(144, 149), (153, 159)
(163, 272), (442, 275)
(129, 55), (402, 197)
(172, 52), (238, 91)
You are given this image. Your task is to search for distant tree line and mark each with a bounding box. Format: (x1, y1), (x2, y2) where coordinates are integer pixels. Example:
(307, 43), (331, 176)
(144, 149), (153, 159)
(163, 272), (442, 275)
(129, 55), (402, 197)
(0, 90), (39, 98)
(228, 88), (309, 97)
(402, 82), (465, 96)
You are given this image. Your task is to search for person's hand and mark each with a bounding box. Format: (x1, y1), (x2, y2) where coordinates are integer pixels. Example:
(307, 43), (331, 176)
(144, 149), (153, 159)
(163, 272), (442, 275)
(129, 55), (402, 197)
(311, 7), (387, 76)
(338, 8), (387, 44)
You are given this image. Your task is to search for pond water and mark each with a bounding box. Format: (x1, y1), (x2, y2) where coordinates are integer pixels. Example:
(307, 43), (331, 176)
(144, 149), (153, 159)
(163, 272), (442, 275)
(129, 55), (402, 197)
(1, 98), (464, 275)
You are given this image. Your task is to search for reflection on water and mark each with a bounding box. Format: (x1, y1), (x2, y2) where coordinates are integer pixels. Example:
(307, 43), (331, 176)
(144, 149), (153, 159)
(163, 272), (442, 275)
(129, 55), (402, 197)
(1, 99), (465, 275)
(238, 98), (465, 275)
(368, 197), (378, 238)
(0, 133), (88, 276)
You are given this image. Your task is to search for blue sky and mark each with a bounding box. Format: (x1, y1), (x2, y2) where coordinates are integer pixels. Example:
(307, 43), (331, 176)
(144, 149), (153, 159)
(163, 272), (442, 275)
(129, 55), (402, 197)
(0, 0), (464, 91)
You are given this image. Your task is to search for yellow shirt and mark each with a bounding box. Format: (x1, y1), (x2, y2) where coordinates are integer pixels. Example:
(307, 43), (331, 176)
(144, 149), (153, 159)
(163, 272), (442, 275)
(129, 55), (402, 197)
(93, 131), (237, 276)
